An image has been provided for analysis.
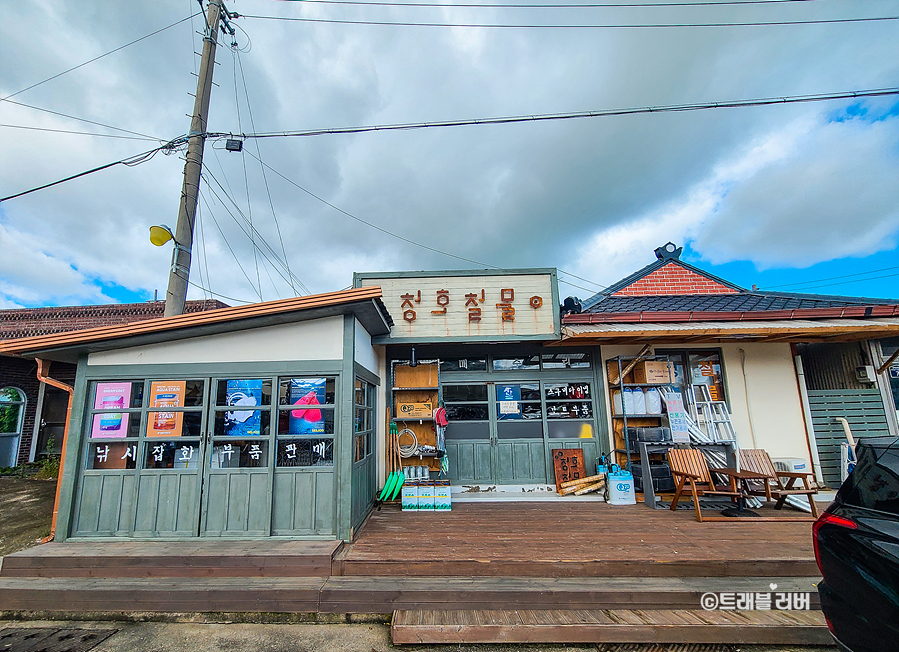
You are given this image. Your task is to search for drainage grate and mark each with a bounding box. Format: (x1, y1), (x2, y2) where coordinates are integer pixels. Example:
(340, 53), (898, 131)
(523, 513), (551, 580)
(0, 629), (117, 652)
(596, 645), (738, 652)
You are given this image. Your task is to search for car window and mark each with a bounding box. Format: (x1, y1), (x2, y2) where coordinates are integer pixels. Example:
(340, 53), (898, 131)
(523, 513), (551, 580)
(839, 438), (899, 515)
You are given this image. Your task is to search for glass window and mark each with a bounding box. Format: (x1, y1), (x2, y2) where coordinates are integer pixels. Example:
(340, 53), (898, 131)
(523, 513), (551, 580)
(277, 438), (334, 467)
(213, 410), (270, 437)
(496, 383), (541, 421)
(497, 421), (543, 439)
(88, 441), (138, 470)
(546, 402), (593, 420)
(548, 421), (595, 439)
(279, 377), (336, 406)
(144, 440), (200, 469)
(215, 379), (272, 407)
(440, 358), (487, 372)
(353, 378), (375, 463)
(544, 383), (592, 400)
(493, 356), (540, 371)
(210, 440), (268, 468)
(443, 384), (488, 402)
(541, 353), (591, 369)
(658, 349), (726, 405)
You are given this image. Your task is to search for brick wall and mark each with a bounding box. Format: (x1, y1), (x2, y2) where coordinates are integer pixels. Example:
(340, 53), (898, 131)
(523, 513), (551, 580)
(0, 299), (227, 465)
(612, 262), (739, 296)
(0, 299), (227, 339)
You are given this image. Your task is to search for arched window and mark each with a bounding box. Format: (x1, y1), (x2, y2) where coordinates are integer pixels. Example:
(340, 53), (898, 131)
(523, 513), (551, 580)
(0, 387), (26, 467)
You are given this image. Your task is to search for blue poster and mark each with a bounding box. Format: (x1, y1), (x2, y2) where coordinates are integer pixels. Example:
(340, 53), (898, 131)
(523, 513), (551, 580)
(497, 384), (521, 420)
(224, 379), (263, 436)
(289, 378), (326, 434)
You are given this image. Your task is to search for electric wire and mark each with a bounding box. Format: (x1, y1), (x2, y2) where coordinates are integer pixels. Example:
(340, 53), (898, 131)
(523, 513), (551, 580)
(260, 0), (834, 7)
(215, 87), (899, 141)
(188, 279), (254, 304)
(234, 12), (899, 28)
(3, 99), (164, 141)
(0, 145), (171, 203)
(777, 272), (899, 293)
(243, 150), (606, 293)
(194, 189), (212, 300)
(0, 13), (202, 104)
(0, 123), (158, 141)
(198, 187), (265, 301)
(231, 49), (264, 301)
(235, 47), (302, 295)
(244, 150), (504, 269)
(760, 264), (899, 290)
(201, 164), (312, 292)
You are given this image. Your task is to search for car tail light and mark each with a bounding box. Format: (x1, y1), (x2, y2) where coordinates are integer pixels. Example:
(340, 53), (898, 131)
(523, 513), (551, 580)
(813, 512), (858, 570)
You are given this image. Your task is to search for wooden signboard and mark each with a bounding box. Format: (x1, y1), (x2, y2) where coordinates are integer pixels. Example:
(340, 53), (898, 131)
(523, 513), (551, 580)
(552, 448), (586, 492)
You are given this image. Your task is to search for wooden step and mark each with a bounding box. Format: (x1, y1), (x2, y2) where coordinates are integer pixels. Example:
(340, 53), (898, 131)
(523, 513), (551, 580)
(0, 577), (324, 613)
(319, 575), (821, 613)
(0, 575), (821, 616)
(338, 557), (820, 578)
(390, 608), (833, 645)
(0, 540), (342, 578)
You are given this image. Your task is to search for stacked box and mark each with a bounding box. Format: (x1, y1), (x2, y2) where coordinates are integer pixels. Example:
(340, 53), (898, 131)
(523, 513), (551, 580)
(418, 481), (436, 511)
(435, 481), (452, 511)
(401, 482), (419, 511)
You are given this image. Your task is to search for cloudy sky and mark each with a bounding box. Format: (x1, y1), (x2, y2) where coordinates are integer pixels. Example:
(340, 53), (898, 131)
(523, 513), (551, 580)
(1, 0), (898, 309)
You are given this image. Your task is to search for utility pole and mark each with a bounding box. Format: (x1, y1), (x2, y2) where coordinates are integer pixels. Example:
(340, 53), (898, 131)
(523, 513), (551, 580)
(164, 1), (227, 317)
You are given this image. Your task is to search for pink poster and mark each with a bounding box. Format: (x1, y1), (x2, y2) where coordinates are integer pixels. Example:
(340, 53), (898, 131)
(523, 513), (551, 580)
(91, 382), (132, 439)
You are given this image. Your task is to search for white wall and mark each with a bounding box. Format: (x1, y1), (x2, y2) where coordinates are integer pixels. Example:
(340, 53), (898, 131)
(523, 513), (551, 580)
(354, 318), (378, 375)
(87, 316), (344, 365)
(601, 342), (812, 466)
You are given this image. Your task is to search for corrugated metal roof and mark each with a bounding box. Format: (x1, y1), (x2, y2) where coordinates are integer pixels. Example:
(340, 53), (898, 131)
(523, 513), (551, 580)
(564, 317), (899, 334)
(0, 286), (390, 357)
(560, 317), (899, 343)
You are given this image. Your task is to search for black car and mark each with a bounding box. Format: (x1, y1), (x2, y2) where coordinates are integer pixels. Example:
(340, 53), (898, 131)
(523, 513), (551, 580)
(814, 436), (899, 652)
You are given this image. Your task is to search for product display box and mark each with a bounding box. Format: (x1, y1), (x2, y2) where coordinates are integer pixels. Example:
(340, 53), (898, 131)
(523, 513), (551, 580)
(401, 482), (419, 511)
(418, 482), (436, 511)
(631, 361), (675, 384)
(397, 402), (433, 419)
(435, 481), (452, 511)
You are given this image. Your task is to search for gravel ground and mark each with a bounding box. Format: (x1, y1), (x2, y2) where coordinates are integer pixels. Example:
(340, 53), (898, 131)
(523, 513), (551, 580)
(0, 477), (56, 558)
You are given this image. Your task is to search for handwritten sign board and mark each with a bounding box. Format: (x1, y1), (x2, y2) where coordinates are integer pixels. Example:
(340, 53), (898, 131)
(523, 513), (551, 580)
(552, 448), (586, 492)
(664, 389), (692, 444)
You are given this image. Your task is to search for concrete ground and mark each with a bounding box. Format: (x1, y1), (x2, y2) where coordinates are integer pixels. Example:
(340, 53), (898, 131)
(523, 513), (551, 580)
(0, 620), (835, 652)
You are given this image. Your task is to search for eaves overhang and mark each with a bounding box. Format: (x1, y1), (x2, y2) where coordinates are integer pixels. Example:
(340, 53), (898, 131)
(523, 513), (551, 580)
(0, 287), (392, 364)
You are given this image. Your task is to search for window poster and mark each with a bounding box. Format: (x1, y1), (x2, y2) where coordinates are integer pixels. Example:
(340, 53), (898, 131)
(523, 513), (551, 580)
(664, 389), (691, 444)
(224, 379), (263, 436)
(497, 384), (522, 418)
(92, 382), (132, 438)
(289, 378), (326, 434)
(147, 381), (186, 437)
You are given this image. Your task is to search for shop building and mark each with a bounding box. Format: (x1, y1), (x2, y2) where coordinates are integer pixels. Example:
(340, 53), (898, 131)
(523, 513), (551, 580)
(0, 300), (225, 468)
(2, 245), (898, 542)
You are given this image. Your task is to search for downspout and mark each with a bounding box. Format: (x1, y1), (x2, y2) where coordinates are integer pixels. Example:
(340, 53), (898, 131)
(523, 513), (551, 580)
(35, 358), (74, 543)
(794, 353), (825, 485)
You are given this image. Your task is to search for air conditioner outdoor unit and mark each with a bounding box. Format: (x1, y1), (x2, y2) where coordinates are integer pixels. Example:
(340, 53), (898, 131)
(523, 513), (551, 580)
(772, 457), (810, 474)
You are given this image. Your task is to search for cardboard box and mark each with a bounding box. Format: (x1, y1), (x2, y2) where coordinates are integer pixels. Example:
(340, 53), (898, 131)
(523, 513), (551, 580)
(632, 361), (674, 384)
(418, 482), (436, 511)
(401, 482), (419, 511)
(435, 481), (452, 511)
(397, 402), (433, 419)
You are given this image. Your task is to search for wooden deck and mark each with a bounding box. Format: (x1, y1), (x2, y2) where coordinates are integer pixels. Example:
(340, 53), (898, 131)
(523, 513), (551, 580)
(392, 608), (832, 645)
(338, 502), (820, 577)
(0, 501), (828, 644)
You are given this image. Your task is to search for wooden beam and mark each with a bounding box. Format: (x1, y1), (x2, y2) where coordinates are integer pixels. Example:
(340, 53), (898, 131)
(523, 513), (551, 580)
(877, 347), (899, 375)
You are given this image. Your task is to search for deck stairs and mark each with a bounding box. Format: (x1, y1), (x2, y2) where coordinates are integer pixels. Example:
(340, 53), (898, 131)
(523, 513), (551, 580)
(0, 539), (830, 645)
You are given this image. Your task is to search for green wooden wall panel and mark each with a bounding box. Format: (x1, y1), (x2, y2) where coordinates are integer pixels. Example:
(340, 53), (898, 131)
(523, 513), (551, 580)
(807, 389), (891, 487)
(202, 474), (229, 533)
(74, 474), (103, 534)
(133, 475), (160, 534)
(351, 456), (375, 530)
(95, 475), (125, 533)
(291, 472), (315, 531)
(314, 472), (335, 533)
(494, 443), (513, 482)
(225, 473), (249, 531)
(176, 473), (198, 533)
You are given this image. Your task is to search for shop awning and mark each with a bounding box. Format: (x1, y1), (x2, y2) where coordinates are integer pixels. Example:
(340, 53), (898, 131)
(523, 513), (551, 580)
(554, 316), (899, 345)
